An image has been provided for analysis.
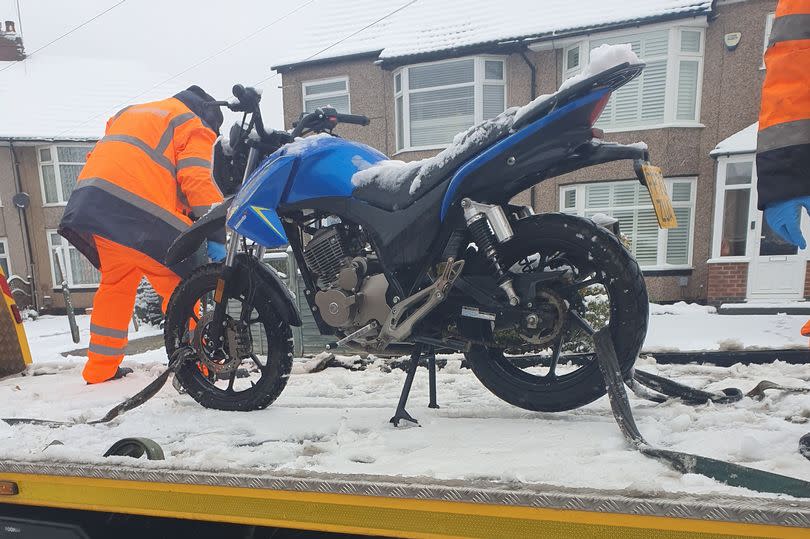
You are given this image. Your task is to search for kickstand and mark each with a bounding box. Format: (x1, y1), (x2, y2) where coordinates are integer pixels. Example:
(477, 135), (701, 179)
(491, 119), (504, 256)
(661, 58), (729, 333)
(428, 351), (439, 409)
(390, 345), (426, 427)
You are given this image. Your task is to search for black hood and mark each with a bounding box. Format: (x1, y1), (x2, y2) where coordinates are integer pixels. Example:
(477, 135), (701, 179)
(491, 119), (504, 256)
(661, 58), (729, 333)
(174, 85), (224, 134)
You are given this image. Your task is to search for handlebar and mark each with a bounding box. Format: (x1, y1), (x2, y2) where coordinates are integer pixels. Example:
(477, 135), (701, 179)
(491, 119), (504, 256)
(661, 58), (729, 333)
(335, 113), (370, 126)
(208, 84), (370, 148)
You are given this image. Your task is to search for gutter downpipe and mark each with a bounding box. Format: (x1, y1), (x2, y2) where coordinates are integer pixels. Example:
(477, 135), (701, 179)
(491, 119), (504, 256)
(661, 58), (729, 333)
(519, 49), (538, 211)
(7, 139), (38, 311)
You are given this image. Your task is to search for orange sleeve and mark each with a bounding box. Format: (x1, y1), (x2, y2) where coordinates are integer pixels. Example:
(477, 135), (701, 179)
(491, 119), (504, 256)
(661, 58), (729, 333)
(174, 118), (224, 216)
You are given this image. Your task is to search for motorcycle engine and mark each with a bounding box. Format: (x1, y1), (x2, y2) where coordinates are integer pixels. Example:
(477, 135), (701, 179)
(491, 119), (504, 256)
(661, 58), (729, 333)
(303, 223), (390, 329)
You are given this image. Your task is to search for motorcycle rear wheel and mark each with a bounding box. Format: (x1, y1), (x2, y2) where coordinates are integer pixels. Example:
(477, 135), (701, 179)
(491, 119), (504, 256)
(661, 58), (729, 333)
(164, 263), (293, 411)
(463, 213), (648, 412)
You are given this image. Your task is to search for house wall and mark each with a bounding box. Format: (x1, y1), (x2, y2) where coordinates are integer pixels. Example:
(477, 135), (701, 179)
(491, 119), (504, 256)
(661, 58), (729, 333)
(0, 147), (30, 284)
(278, 0), (776, 304)
(0, 145), (96, 312)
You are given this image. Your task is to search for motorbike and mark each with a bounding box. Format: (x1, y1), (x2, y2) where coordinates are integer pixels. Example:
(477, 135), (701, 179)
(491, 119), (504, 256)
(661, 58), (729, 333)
(164, 60), (675, 414)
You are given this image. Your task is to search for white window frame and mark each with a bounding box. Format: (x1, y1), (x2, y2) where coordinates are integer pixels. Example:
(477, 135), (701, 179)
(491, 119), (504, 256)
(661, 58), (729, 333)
(563, 42), (586, 78)
(0, 238), (10, 277)
(562, 21), (706, 132)
(301, 76), (351, 114)
(394, 55), (507, 153)
(560, 177), (697, 270)
(762, 12), (775, 69)
(37, 144), (92, 207)
(46, 230), (99, 289)
(710, 154), (755, 262)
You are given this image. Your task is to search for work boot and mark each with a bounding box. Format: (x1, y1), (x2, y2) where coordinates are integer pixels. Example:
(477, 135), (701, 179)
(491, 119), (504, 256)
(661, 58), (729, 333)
(110, 367), (133, 380)
(86, 367), (133, 385)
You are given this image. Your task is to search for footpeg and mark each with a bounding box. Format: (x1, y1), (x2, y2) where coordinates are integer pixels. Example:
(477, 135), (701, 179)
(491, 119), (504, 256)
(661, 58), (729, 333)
(376, 258), (464, 348)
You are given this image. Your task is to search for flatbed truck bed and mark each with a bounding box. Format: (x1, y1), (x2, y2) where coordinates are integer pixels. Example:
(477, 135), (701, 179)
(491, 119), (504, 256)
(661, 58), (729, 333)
(2, 459), (808, 538)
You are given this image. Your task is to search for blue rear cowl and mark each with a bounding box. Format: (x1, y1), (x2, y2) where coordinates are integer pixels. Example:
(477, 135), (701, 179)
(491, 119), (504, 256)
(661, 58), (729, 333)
(227, 135), (387, 247)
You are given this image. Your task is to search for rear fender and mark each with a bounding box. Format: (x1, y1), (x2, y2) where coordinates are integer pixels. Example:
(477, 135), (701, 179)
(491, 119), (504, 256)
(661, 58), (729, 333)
(234, 253), (302, 327)
(165, 197), (233, 267)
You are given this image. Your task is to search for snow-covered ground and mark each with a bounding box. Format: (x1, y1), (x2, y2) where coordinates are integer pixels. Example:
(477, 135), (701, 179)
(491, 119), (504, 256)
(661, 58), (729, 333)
(644, 302), (809, 352)
(22, 314), (163, 363)
(1, 306), (808, 499)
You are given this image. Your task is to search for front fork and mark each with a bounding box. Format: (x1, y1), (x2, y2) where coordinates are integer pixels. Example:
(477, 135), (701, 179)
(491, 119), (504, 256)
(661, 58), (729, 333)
(207, 231), (242, 351)
(204, 145), (260, 350)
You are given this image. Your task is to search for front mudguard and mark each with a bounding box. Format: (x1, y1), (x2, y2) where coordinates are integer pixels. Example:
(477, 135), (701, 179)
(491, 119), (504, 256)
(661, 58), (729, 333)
(232, 253), (302, 327)
(165, 197), (234, 267)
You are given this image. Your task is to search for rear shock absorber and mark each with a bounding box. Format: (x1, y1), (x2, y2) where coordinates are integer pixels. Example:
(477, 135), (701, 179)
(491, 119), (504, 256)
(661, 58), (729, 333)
(461, 198), (520, 306)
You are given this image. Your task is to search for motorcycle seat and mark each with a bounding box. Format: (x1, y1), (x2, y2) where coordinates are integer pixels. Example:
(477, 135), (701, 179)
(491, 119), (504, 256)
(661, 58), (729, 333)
(352, 110), (516, 211)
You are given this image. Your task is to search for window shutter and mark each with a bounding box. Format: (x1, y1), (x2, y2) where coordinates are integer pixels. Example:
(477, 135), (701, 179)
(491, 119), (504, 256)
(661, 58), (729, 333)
(409, 59), (474, 89)
(611, 208), (636, 245)
(564, 189), (576, 209)
(671, 181), (692, 202)
(666, 207), (691, 265)
(681, 30), (701, 53)
(613, 77), (642, 125)
(586, 184), (611, 208)
(634, 208), (660, 265)
(676, 60), (699, 121)
(592, 32), (670, 128)
(483, 84), (505, 119)
(640, 60), (667, 123)
(612, 183), (637, 207)
(643, 32), (669, 56)
(305, 80), (346, 95)
(409, 86), (475, 147)
(305, 95), (350, 113)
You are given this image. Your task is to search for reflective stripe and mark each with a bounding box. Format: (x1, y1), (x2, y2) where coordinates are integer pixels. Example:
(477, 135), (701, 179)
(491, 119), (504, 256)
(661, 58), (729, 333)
(110, 105), (133, 123)
(90, 324), (128, 339)
(177, 187), (192, 212)
(100, 134), (176, 176)
(75, 177), (189, 231)
(769, 14), (810, 46)
(88, 342), (126, 356)
(156, 112), (195, 155)
(177, 157), (211, 171)
(757, 119), (810, 152)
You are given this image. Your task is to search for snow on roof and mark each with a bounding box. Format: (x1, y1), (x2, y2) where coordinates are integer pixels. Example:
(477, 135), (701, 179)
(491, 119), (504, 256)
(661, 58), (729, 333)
(710, 123), (758, 157)
(0, 55), (195, 141)
(272, 0), (712, 68)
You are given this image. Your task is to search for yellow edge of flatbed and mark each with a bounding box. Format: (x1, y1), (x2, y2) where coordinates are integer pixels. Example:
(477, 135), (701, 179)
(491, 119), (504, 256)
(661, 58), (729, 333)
(1, 471), (806, 539)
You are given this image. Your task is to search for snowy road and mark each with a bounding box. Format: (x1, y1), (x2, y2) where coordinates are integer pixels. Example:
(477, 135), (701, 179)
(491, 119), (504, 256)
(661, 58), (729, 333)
(1, 306), (809, 499)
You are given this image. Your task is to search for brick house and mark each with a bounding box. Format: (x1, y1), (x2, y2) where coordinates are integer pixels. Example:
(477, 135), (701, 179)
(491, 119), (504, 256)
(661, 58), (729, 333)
(273, 0), (795, 306)
(0, 23), (192, 312)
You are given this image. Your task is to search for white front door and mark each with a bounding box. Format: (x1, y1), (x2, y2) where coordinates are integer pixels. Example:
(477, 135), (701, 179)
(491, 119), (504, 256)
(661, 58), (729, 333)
(747, 164), (809, 300)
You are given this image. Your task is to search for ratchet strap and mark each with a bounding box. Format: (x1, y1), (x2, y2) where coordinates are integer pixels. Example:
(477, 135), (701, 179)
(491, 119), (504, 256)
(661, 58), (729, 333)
(629, 369), (743, 404)
(1, 348), (193, 427)
(594, 329), (810, 498)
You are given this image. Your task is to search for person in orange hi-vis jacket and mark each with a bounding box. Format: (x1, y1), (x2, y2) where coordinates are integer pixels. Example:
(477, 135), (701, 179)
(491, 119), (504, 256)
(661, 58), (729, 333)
(754, 0), (810, 338)
(59, 86), (225, 384)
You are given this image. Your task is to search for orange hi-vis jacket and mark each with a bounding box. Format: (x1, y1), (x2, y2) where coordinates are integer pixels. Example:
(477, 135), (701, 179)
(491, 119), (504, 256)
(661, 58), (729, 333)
(59, 95), (223, 277)
(756, 0), (810, 209)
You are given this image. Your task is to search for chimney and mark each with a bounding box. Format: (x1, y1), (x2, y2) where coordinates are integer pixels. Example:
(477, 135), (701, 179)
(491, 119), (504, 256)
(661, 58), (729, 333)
(0, 19), (24, 61)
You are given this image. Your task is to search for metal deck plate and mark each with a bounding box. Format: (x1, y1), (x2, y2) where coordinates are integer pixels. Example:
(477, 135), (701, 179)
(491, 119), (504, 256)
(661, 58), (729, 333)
(1, 459), (808, 537)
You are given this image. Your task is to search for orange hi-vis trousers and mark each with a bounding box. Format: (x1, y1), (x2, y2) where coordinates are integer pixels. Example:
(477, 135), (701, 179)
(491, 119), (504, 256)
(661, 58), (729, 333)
(83, 236), (181, 384)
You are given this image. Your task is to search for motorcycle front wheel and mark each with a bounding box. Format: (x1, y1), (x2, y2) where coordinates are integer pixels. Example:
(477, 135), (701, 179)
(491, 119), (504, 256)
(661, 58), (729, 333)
(164, 263), (293, 411)
(462, 212), (648, 412)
